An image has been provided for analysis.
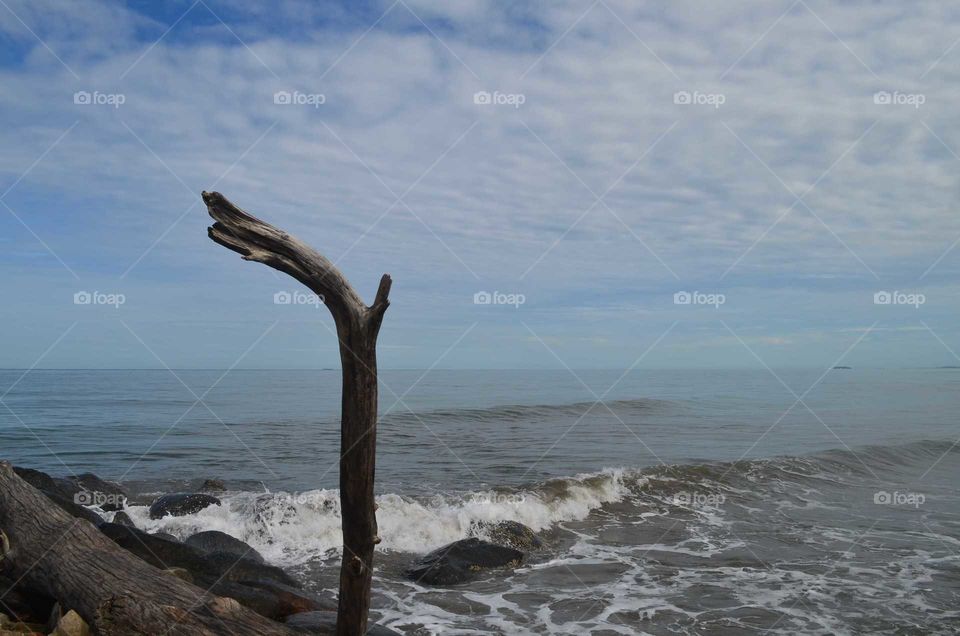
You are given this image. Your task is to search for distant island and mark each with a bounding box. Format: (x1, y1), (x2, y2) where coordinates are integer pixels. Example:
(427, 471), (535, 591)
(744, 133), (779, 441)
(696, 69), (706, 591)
(833, 366), (852, 370)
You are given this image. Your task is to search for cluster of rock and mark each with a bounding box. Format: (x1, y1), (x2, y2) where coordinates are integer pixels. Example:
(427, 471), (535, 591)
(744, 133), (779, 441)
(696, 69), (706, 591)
(6, 466), (548, 634)
(6, 466), (403, 635)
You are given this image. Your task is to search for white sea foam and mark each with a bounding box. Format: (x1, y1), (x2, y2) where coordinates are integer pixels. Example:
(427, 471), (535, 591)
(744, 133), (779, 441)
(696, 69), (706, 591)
(121, 467), (633, 565)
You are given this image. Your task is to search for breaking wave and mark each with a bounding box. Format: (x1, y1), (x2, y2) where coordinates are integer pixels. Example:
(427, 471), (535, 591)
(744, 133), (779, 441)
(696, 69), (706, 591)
(120, 438), (958, 567)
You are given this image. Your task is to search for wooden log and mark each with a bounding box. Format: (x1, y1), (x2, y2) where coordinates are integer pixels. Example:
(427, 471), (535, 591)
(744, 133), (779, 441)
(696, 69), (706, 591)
(203, 191), (391, 636)
(0, 462), (301, 635)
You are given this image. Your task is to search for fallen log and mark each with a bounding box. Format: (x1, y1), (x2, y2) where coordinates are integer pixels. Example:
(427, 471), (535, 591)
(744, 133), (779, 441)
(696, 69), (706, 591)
(0, 462), (303, 635)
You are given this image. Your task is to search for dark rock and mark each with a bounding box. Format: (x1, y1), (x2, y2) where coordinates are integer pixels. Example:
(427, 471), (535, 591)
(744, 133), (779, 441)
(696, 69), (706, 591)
(12, 467), (108, 525)
(204, 581), (326, 621)
(201, 478), (226, 492)
(185, 530), (264, 564)
(148, 493), (221, 519)
(285, 611), (401, 635)
(12, 466), (77, 500)
(231, 579), (333, 618)
(201, 579), (328, 621)
(0, 574), (56, 624)
(46, 490), (104, 526)
(403, 537), (525, 585)
(100, 523), (300, 589)
(198, 552), (300, 588)
(101, 523), (203, 569)
(68, 473), (127, 511)
(111, 511), (136, 528)
(204, 580), (289, 620)
(472, 520), (545, 551)
(151, 532), (179, 542)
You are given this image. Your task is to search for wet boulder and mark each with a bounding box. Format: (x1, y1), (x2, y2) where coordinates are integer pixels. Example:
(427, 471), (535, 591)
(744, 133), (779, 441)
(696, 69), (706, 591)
(202, 580), (328, 621)
(285, 611), (401, 635)
(196, 552), (300, 588)
(100, 523), (301, 595)
(11, 466), (102, 525)
(0, 574), (56, 624)
(403, 537), (525, 585)
(100, 523), (206, 570)
(185, 530), (264, 564)
(68, 473), (127, 511)
(46, 491), (104, 526)
(149, 493), (221, 519)
(201, 478), (226, 492)
(472, 520), (545, 551)
(233, 579), (333, 618)
(13, 466), (78, 500)
(111, 510), (136, 528)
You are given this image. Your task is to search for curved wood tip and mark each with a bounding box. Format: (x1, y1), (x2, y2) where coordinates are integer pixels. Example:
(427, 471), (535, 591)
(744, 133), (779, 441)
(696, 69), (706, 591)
(201, 191), (263, 227)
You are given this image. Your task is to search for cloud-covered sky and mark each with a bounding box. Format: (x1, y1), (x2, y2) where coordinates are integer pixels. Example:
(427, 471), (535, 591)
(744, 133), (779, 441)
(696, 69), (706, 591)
(0, 0), (958, 369)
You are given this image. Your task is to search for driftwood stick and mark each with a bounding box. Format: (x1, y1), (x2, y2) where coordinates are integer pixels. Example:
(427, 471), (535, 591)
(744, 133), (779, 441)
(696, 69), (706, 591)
(204, 191), (391, 636)
(0, 462), (299, 635)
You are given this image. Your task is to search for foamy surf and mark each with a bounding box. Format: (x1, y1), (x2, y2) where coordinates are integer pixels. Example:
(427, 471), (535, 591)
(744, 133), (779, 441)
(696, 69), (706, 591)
(121, 467), (633, 565)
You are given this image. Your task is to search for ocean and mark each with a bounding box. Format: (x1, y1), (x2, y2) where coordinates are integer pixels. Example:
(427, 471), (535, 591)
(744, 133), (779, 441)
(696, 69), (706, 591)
(1, 368), (958, 634)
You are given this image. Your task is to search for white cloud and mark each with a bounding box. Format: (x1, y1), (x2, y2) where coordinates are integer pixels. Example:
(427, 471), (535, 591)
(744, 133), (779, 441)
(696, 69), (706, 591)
(1, 0), (959, 367)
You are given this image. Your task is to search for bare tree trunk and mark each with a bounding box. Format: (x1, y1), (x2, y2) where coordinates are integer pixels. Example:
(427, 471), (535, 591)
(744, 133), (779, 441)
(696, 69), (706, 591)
(0, 462), (299, 635)
(204, 191), (391, 636)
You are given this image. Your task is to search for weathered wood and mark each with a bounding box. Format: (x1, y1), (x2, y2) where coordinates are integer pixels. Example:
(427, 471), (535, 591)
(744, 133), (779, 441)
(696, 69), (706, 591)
(203, 191), (391, 636)
(0, 462), (301, 635)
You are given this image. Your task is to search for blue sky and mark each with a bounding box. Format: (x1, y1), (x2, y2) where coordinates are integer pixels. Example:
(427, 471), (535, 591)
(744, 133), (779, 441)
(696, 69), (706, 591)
(0, 0), (958, 369)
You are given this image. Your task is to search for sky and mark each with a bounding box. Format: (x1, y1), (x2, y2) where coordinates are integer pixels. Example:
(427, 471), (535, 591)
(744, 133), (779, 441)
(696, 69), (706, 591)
(0, 0), (958, 369)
